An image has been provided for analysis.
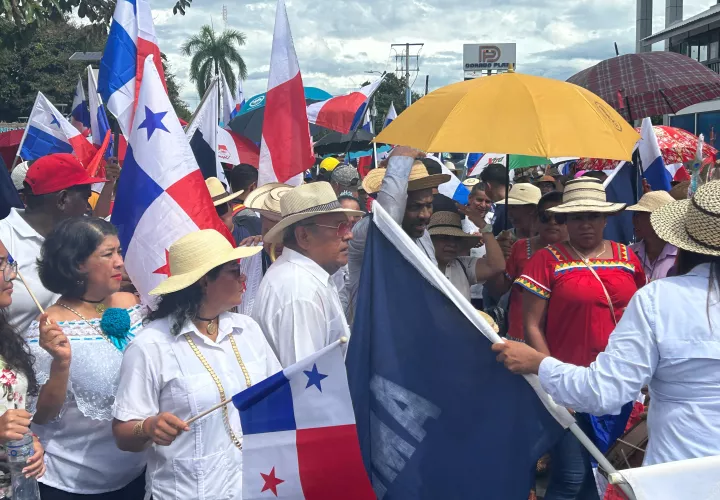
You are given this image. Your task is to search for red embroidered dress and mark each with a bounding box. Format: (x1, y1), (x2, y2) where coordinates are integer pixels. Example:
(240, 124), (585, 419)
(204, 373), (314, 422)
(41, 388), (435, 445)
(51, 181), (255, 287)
(515, 242), (646, 367)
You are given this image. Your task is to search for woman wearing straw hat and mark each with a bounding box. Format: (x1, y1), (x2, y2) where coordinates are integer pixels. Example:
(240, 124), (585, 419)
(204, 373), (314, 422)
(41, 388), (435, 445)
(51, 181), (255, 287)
(205, 176), (245, 238)
(494, 180), (720, 468)
(112, 229), (279, 500)
(27, 217), (146, 499)
(512, 178), (646, 500)
(627, 191), (677, 282)
(428, 211), (505, 301)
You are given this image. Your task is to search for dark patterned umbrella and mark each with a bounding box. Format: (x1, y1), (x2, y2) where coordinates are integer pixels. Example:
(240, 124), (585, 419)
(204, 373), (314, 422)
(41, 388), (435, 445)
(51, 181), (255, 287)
(567, 52), (720, 121)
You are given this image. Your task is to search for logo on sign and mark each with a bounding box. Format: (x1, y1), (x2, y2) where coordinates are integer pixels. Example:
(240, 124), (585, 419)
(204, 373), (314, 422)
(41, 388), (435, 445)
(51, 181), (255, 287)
(479, 45), (501, 63)
(218, 144), (231, 160)
(248, 95), (265, 109)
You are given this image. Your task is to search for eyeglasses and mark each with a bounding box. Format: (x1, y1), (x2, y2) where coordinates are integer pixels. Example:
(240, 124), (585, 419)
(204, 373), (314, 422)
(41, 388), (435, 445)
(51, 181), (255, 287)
(1, 260), (17, 282)
(538, 212), (565, 225)
(305, 220), (356, 238)
(562, 213), (604, 224)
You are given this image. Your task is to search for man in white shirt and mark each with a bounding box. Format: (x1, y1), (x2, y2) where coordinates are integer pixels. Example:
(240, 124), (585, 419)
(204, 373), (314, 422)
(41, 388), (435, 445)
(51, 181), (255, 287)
(252, 182), (363, 367)
(0, 153), (105, 333)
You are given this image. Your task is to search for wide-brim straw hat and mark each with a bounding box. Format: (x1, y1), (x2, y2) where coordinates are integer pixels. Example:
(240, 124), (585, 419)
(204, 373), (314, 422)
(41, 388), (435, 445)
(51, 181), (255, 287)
(626, 190), (675, 213)
(245, 183), (292, 222)
(534, 175), (557, 185)
(462, 177), (480, 187)
(548, 177), (626, 214)
(149, 229), (262, 295)
(496, 183), (542, 205)
(361, 161), (450, 194)
(256, 186), (293, 222)
(206, 177), (243, 206)
(428, 211), (479, 239)
(264, 182), (364, 244)
(651, 181), (720, 257)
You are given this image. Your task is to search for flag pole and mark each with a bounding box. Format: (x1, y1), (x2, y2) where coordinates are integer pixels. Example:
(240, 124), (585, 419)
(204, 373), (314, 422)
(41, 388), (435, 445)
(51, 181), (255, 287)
(15, 268), (50, 325)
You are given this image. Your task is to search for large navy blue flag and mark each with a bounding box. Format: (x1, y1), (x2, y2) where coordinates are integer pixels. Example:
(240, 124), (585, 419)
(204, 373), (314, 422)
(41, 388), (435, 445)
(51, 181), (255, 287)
(347, 202), (572, 499)
(603, 161), (641, 245)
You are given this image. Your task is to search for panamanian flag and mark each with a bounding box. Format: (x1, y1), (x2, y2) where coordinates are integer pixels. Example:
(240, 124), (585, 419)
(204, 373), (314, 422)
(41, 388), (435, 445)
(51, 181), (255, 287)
(234, 340), (375, 500)
(111, 54), (231, 303)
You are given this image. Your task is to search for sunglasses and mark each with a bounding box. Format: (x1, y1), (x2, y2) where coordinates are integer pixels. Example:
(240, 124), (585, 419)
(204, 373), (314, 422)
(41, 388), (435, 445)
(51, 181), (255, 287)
(305, 220), (356, 238)
(538, 212), (564, 224)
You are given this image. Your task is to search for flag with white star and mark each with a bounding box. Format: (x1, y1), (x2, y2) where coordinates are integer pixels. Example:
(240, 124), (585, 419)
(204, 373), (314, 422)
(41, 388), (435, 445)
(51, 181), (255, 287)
(233, 340), (375, 500)
(111, 54), (233, 303)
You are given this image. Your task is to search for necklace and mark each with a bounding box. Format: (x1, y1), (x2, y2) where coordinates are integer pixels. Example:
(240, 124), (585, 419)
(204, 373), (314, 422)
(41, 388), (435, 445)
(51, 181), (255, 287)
(79, 297), (107, 314)
(195, 315), (219, 335)
(57, 303), (114, 346)
(184, 332), (252, 450)
(568, 241), (606, 261)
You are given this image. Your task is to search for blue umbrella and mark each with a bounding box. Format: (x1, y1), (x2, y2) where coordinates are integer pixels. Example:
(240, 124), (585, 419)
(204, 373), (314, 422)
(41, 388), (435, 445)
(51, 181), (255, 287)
(228, 86), (332, 143)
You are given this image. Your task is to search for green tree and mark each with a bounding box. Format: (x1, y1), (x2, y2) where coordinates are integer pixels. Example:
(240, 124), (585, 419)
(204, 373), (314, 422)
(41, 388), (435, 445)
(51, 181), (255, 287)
(364, 73), (421, 132)
(0, 17), (103, 121)
(181, 25), (247, 99)
(0, 0), (112, 31)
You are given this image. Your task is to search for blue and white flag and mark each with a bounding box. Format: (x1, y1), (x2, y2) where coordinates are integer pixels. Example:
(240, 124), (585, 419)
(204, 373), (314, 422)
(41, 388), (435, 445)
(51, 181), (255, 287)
(361, 109), (373, 134)
(88, 66), (113, 158)
(347, 201), (573, 499)
(638, 117), (672, 191)
(70, 78), (90, 133)
(111, 55), (231, 303)
(427, 155), (469, 204)
(383, 102), (396, 129)
(602, 161), (640, 245)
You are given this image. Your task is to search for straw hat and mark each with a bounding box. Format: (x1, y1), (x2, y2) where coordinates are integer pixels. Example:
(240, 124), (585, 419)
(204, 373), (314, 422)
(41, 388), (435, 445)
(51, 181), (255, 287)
(496, 183), (542, 205)
(626, 191), (675, 213)
(651, 181), (720, 257)
(462, 177), (480, 187)
(361, 162), (450, 194)
(11, 161), (29, 190)
(264, 182), (364, 244)
(244, 182), (286, 208)
(149, 229), (262, 295)
(256, 186), (293, 222)
(534, 175), (556, 185)
(205, 177), (243, 206)
(428, 211), (480, 239)
(548, 177), (626, 214)
(444, 160), (460, 172)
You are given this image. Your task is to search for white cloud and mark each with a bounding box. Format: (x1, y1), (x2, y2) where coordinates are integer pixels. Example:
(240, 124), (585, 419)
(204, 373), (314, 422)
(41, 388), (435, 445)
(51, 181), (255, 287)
(149, 0), (714, 111)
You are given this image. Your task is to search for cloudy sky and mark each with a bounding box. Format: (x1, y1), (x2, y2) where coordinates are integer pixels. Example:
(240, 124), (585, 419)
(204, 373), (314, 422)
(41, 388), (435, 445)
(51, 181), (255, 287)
(150, 0), (713, 111)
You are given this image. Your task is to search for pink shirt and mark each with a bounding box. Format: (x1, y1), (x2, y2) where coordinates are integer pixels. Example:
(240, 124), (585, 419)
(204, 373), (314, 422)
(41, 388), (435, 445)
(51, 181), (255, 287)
(630, 241), (678, 282)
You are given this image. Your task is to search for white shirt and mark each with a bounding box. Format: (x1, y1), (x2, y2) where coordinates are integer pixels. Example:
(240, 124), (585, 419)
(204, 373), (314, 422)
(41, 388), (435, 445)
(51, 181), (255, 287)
(113, 313), (281, 500)
(252, 248), (350, 368)
(0, 208), (60, 334)
(539, 264), (720, 466)
(442, 256), (480, 301)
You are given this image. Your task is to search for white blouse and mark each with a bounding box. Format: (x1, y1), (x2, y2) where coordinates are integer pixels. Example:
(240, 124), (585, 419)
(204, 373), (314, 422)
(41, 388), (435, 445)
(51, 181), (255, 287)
(113, 312), (281, 500)
(26, 305), (147, 494)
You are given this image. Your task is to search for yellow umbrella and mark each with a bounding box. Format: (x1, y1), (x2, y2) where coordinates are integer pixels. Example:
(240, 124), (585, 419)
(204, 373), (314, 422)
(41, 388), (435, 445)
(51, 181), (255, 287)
(375, 70), (639, 161)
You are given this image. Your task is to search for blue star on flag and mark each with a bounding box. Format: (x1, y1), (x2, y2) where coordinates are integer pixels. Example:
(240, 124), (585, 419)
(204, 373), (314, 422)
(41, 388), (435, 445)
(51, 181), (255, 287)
(50, 114), (61, 127)
(304, 363), (328, 392)
(138, 106), (169, 140)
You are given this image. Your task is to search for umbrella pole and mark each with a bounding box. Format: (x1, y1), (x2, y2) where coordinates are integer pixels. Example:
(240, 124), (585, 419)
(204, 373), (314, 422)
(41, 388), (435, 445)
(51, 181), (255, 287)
(504, 154), (510, 229)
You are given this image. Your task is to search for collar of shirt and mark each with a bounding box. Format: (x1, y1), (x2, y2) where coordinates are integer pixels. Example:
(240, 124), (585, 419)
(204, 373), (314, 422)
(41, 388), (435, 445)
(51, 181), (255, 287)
(282, 247), (332, 287)
(174, 312), (239, 346)
(689, 262), (712, 278)
(5, 208), (42, 240)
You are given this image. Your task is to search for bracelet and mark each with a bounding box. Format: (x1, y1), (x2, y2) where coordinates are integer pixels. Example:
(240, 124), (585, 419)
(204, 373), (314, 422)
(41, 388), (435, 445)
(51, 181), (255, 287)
(132, 418), (148, 438)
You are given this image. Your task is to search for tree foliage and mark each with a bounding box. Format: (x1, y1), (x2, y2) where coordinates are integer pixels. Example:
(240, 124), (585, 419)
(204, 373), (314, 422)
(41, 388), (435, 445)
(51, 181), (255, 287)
(0, 0), (112, 33)
(0, 17), (103, 121)
(181, 25), (247, 99)
(365, 73), (421, 132)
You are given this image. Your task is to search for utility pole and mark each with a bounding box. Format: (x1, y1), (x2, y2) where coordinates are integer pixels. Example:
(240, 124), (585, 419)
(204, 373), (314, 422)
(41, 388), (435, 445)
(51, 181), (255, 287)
(391, 43), (423, 108)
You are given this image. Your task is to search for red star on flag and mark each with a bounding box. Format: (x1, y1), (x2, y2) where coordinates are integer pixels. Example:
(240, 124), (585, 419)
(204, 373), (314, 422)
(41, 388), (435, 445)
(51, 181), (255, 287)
(152, 249), (171, 276)
(260, 467), (284, 496)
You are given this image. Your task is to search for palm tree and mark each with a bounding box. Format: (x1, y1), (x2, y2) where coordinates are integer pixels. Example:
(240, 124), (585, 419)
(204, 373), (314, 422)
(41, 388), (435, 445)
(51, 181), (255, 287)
(181, 25), (248, 98)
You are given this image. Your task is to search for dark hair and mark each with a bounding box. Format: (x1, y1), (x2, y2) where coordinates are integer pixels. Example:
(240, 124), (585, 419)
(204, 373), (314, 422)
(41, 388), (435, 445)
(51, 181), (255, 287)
(228, 164), (258, 194)
(0, 310), (38, 397)
(479, 163), (506, 185)
(23, 184), (89, 210)
(675, 251), (720, 331)
(145, 266), (223, 336)
(433, 194), (459, 214)
(38, 217), (118, 298)
(421, 158), (442, 176)
(469, 181), (488, 196)
(338, 195), (363, 211)
(282, 221), (305, 247)
(537, 191), (564, 212)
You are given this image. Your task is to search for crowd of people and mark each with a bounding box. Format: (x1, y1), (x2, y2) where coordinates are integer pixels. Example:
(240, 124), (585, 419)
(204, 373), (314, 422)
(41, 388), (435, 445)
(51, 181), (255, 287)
(0, 145), (718, 500)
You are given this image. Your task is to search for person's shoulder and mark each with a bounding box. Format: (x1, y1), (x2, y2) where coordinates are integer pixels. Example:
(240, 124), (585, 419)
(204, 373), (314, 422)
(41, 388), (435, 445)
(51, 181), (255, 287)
(107, 292), (140, 309)
(225, 312), (265, 338)
(44, 303), (81, 323)
(129, 317), (173, 347)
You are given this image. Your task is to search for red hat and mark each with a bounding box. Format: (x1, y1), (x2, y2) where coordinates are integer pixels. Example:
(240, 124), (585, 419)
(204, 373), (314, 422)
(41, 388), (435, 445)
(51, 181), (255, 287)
(24, 153), (107, 196)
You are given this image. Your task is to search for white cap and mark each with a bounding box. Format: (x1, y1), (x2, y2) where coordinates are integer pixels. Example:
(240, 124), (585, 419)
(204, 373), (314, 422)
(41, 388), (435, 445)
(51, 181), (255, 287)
(11, 162), (30, 191)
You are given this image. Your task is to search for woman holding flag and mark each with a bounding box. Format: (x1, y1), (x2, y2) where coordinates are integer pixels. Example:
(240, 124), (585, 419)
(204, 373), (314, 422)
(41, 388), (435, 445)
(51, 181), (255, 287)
(112, 229), (281, 500)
